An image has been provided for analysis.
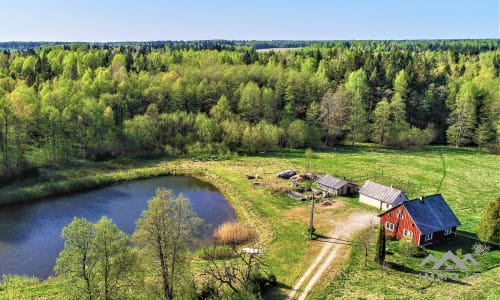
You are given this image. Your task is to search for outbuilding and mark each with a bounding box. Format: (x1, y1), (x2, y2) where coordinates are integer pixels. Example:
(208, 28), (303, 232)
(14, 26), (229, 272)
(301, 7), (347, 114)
(358, 180), (408, 210)
(316, 174), (357, 195)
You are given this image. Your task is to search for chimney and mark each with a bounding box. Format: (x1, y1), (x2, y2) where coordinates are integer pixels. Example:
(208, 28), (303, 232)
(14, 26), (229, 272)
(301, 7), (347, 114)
(419, 196), (424, 203)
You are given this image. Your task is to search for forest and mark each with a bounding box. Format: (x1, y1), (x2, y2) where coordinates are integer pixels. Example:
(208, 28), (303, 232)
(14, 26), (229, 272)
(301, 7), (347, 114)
(0, 40), (498, 178)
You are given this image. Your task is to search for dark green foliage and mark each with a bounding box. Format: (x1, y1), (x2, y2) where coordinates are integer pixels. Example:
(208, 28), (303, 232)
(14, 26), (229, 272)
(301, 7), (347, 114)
(375, 226), (386, 265)
(477, 196), (500, 244)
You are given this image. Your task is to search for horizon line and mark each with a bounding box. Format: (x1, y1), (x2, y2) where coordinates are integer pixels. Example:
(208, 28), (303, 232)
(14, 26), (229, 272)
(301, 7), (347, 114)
(1, 38), (499, 43)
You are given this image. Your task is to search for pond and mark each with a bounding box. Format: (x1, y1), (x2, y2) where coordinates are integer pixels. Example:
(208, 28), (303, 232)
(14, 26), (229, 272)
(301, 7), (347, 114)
(0, 176), (236, 279)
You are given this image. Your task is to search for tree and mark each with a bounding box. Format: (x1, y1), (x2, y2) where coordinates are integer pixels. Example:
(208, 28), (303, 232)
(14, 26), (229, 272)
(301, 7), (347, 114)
(287, 119), (308, 149)
(477, 196), (500, 244)
(390, 92), (408, 129)
(210, 94), (232, 122)
(398, 237), (418, 269)
(372, 98), (391, 144)
(305, 148), (313, 173)
(319, 88), (349, 145)
(93, 217), (137, 300)
(393, 69), (409, 97)
(201, 245), (270, 297)
(54, 217), (96, 300)
(447, 82), (477, 147)
(123, 113), (158, 153)
(375, 226), (386, 265)
(238, 81), (263, 123)
(345, 69), (369, 144)
(133, 189), (202, 300)
(55, 217), (136, 300)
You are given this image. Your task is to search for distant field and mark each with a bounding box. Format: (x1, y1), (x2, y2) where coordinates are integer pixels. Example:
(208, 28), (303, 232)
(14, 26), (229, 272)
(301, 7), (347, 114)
(256, 47), (302, 52)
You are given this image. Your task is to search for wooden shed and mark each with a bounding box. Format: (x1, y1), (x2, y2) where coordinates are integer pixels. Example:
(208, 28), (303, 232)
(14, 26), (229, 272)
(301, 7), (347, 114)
(316, 174), (357, 196)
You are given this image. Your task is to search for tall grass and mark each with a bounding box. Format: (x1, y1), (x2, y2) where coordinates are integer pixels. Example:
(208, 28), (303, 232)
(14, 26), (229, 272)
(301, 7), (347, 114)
(214, 221), (250, 245)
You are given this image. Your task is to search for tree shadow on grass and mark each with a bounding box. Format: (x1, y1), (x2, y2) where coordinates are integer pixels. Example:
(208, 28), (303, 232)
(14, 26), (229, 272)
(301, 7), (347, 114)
(425, 231), (480, 253)
(385, 262), (472, 286)
(262, 281), (292, 299)
(314, 233), (352, 245)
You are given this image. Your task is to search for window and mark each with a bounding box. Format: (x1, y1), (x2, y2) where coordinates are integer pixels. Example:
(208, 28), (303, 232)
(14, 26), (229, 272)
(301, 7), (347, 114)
(424, 232), (433, 241)
(403, 229), (412, 237)
(444, 227), (452, 235)
(385, 222), (394, 231)
(397, 213), (404, 219)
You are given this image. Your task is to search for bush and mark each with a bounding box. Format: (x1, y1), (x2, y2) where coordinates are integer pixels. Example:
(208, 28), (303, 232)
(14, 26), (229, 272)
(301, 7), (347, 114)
(199, 245), (235, 260)
(214, 221), (250, 245)
(249, 271), (277, 294)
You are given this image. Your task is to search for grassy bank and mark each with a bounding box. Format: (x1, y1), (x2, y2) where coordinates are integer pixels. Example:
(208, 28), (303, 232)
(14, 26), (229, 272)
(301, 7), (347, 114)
(0, 157), (219, 206)
(1, 145), (498, 299)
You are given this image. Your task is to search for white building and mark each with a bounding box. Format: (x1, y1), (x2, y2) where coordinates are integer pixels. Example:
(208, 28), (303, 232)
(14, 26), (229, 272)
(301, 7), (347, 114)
(359, 180), (408, 210)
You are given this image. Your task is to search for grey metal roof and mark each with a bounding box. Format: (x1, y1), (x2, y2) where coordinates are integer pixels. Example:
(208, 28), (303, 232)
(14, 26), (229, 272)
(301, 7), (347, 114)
(359, 180), (407, 204)
(317, 174), (348, 190)
(403, 194), (461, 234)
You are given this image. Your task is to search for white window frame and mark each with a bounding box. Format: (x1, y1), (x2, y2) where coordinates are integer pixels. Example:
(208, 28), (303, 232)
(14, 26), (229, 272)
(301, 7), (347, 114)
(397, 213), (404, 219)
(403, 229), (412, 237)
(444, 227), (452, 235)
(385, 221), (394, 231)
(424, 232), (433, 241)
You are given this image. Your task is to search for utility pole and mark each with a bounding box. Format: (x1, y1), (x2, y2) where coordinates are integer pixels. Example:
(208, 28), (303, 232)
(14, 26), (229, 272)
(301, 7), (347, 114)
(309, 191), (315, 240)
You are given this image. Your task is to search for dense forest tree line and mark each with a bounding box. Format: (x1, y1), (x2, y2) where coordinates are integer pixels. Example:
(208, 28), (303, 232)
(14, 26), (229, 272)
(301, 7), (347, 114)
(1, 39), (498, 51)
(0, 40), (498, 176)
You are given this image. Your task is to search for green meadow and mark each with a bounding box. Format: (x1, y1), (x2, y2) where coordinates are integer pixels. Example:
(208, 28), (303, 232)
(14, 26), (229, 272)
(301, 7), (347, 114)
(0, 145), (498, 299)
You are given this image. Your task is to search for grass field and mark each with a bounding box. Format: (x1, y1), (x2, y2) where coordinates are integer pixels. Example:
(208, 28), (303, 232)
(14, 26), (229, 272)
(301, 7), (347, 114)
(308, 228), (500, 300)
(0, 145), (498, 299)
(282, 145), (499, 233)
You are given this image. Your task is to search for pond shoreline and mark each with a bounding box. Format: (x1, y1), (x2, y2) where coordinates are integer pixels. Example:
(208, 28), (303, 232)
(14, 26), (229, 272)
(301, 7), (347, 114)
(0, 175), (237, 279)
(0, 160), (250, 234)
(0, 163), (189, 206)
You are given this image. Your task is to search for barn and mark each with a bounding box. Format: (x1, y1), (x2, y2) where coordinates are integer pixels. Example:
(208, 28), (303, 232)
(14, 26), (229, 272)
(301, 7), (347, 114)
(358, 180), (408, 210)
(378, 194), (461, 246)
(316, 174), (357, 195)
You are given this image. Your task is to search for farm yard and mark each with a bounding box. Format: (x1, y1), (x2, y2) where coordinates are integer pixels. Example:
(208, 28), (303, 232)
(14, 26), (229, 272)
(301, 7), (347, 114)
(0, 145), (498, 299)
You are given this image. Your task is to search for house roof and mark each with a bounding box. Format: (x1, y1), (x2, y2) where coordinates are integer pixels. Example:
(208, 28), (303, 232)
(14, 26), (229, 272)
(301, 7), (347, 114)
(359, 180), (407, 204)
(317, 174), (349, 190)
(380, 194), (461, 234)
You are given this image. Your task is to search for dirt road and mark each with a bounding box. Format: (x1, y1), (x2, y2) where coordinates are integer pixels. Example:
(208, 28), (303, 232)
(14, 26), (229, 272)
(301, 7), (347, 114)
(286, 211), (378, 300)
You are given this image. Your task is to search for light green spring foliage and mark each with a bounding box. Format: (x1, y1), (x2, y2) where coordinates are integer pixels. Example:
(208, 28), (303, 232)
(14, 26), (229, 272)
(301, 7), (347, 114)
(0, 43), (499, 176)
(345, 69), (369, 144)
(477, 196), (500, 244)
(133, 188), (202, 300)
(54, 217), (137, 300)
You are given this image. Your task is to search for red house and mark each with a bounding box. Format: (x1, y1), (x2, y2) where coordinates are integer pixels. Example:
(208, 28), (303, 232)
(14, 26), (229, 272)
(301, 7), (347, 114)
(378, 194), (461, 246)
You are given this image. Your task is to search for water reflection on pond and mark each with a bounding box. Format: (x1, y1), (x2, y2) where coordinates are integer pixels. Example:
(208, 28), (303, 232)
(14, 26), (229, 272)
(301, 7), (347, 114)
(0, 176), (235, 279)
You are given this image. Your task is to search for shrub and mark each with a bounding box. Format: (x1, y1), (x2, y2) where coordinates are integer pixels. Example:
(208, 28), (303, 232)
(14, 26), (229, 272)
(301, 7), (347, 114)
(199, 245), (235, 260)
(214, 221), (250, 245)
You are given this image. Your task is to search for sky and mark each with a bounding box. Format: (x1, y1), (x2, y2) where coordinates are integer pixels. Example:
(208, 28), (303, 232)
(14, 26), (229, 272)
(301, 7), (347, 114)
(0, 0), (498, 41)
